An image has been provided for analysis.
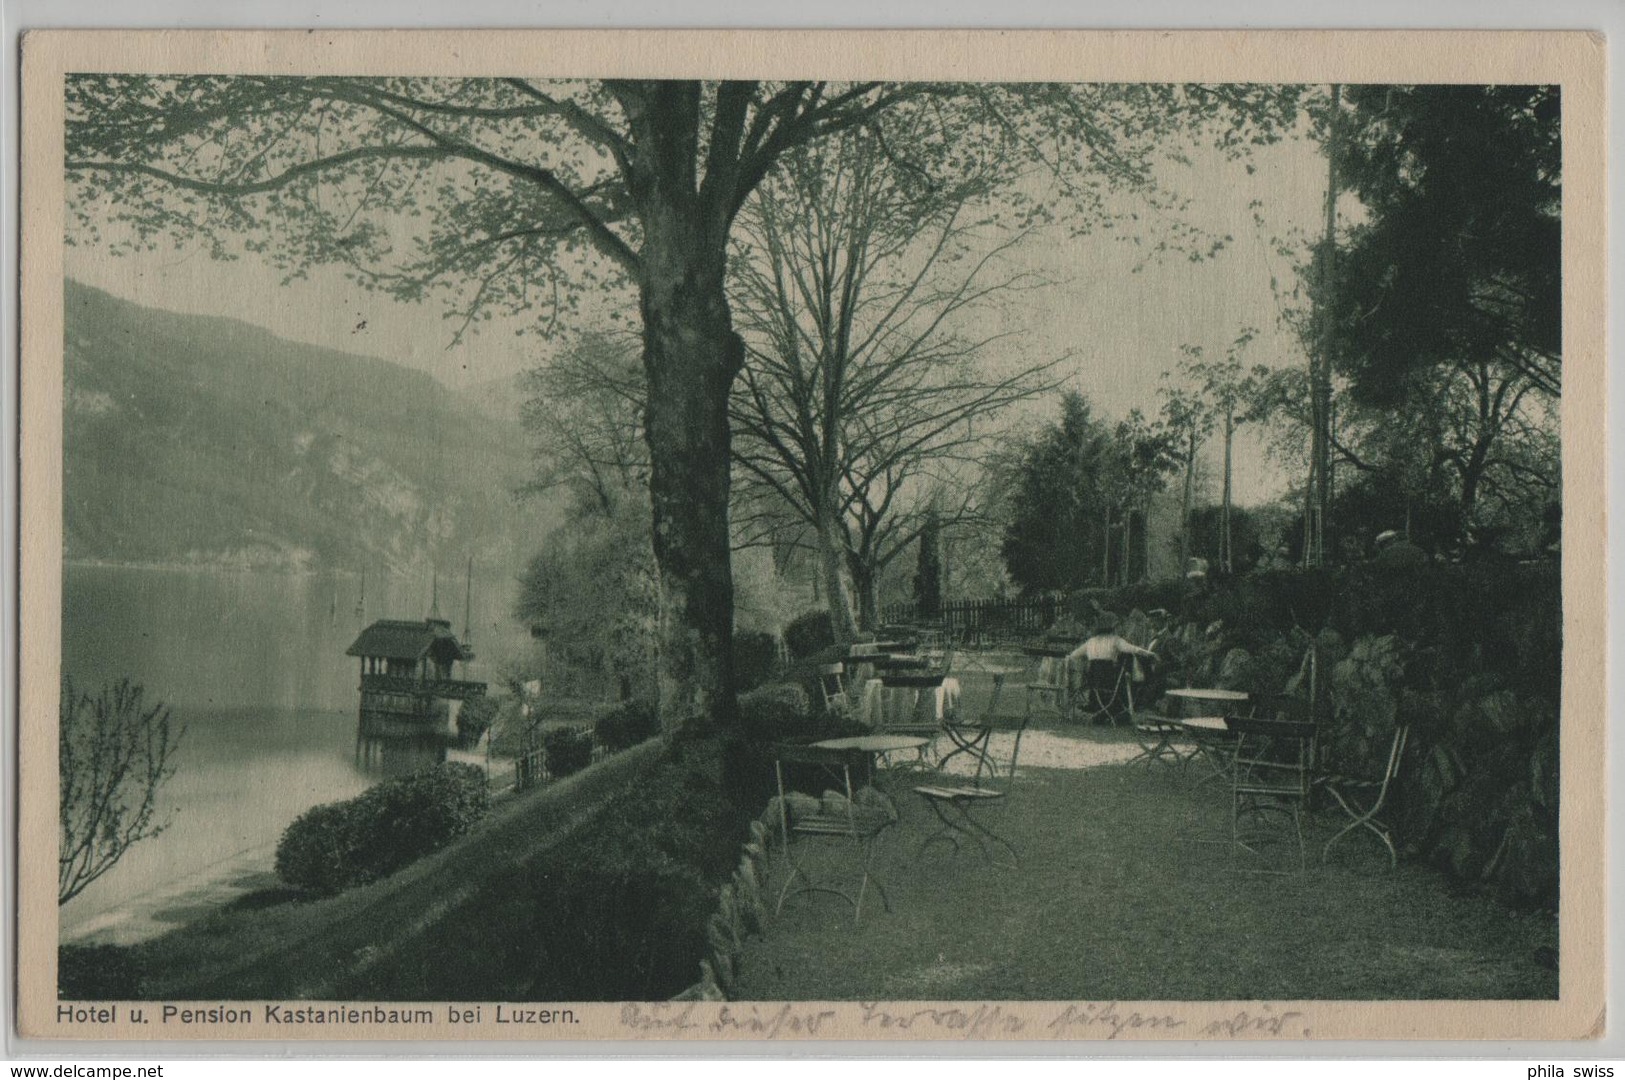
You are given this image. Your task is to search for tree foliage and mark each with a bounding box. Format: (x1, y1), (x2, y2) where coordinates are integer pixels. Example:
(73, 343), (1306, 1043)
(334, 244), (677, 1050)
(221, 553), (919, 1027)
(59, 678), (183, 905)
(1001, 392), (1177, 594)
(1329, 85), (1560, 404)
(519, 328), (647, 518)
(913, 505), (944, 616)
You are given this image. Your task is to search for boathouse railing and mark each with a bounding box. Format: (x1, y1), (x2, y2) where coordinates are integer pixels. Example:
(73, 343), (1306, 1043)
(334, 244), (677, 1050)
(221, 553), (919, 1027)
(359, 673), (488, 700)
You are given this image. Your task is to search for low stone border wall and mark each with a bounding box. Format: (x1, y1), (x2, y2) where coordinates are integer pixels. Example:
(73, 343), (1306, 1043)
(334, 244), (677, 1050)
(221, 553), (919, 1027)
(672, 802), (780, 1001)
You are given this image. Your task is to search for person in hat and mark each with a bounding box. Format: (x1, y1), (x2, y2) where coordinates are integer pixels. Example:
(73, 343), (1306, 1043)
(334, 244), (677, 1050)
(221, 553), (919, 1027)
(1066, 614), (1158, 724)
(1069, 613), (1158, 666)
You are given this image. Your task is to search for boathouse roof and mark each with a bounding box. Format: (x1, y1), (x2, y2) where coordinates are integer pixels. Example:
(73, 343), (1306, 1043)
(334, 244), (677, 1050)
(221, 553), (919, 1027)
(346, 618), (472, 662)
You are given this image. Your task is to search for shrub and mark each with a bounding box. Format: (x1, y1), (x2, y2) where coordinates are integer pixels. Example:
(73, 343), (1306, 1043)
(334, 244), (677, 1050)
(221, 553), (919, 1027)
(733, 629), (781, 692)
(594, 701), (660, 753)
(542, 725), (595, 778)
(738, 681), (867, 748)
(783, 609), (835, 660)
(455, 695), (500, 749)
(275, 763), (491, 894)
(738, 683), (813, 738)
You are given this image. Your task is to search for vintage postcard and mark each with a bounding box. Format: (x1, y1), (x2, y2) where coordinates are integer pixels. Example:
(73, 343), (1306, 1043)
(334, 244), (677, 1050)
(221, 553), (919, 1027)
(16, 28), (1606, 1045)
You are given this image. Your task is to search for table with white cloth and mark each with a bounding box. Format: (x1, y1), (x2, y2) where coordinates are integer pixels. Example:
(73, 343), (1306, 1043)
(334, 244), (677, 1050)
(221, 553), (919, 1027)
(860, 675), (961, 730)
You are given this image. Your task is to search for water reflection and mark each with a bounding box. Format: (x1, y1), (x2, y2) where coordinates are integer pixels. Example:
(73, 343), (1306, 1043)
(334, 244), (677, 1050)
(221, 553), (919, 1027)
(58, 564), (528, 932)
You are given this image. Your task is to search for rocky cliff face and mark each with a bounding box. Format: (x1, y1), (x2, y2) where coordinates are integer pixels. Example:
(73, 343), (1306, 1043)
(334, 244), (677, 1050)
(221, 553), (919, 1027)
(62, 280), (554, 576)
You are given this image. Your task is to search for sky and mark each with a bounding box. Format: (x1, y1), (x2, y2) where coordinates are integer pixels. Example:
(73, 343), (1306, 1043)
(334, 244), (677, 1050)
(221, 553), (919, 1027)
(64, 99), (1333, 508)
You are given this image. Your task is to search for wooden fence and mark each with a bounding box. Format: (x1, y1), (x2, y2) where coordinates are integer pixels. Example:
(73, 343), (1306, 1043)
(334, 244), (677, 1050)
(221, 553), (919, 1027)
(513, 723), (605, 793)
(879, 597), (1065, 643)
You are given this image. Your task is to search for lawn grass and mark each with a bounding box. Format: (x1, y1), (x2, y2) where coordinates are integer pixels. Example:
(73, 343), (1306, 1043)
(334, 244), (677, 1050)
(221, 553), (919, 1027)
(735, 718), (1557, 1001)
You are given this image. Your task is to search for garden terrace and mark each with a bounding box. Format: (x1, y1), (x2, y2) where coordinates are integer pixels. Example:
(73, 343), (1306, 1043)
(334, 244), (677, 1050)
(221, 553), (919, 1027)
(733, 664), (1557, 1002)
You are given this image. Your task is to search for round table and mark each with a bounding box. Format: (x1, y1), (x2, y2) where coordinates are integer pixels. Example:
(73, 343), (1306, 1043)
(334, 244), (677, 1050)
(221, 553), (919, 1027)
(812, 733), (934, 790)
(1164, 687), (1250, 716)
(813, 734), (933, 755)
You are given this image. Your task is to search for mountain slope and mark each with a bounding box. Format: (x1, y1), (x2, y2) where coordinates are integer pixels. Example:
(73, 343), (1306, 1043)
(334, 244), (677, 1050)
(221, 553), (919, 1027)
(62, 279), (552, 575)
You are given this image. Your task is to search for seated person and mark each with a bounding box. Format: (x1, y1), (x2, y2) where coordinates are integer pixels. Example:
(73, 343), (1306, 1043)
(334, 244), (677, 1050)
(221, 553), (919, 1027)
(1068, 614), (1159, 666)
(1067, 616), (1158, 723)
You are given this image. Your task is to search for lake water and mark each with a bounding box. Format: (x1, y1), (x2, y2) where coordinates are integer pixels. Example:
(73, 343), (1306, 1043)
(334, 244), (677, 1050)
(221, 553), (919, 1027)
(58, 564), (531, 936)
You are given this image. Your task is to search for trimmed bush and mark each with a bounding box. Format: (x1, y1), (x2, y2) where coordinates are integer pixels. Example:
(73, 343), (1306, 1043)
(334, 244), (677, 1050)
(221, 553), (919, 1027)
(455, 695), (500, 749)
(783, 609), (835, 660)
(594, 700), (660, 753)
(739, 681), (867, 746)
(275, 762), (491, 894)
(542, 725), (595, 778)
(733, 630), (781, 692)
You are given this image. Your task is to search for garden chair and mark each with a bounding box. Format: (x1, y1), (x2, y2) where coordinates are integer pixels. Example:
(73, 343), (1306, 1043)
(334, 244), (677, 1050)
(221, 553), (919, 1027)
(1077, 658), (1135, 726)
(1319, 725), (1410, 869)
(771, 742), (898, 922)
(873, 645), (956, 772)
(818, 662), (850, 716)
(1129, 712), (1187, 769)
(1023, 649), (1071, 722)
(1229, 714), (1318, 874)
(912, 705), (1027, 870)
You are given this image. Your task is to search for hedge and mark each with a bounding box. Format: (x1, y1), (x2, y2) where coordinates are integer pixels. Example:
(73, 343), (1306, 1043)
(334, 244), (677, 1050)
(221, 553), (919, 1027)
(593, 700), (660, 753)
(542, 725), (595, 779)
(275, 763), (491, 894)
(783, 609), (835, 660)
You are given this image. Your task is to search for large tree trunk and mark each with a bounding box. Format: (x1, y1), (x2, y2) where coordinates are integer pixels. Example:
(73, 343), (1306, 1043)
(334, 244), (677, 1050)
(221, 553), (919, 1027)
(850, 558), (880, 632)
(817, 494), (860, 643)
(639, 217), (741, 737)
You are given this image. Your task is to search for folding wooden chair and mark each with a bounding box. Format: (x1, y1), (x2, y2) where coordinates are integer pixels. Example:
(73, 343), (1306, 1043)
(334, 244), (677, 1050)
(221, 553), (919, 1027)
(873, 645), (956, 772)
(1319, 725), (1410, 869)
(1229, 714), (1317, 874)
(817, 662), (850, 716)
(1077, 658), (1135, 726)
(913, 697), (1028, 870)
(1129, 713), (1187, 768)
(1023, 648), (1071, 722)
(772, 743), (897, 921)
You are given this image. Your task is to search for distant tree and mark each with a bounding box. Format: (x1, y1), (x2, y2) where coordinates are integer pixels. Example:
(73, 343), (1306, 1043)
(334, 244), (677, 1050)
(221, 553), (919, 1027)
(728, 127), (1064, 636)
(1102, 409), (1180, 585)
(913, 505), (944, 617)
(59, 678), (183, 905)
(514, 498), (660, 703)
(1001, 392), (1117, 594)
(1174, 330), (1262, 574)
(1188, 504), (1265, 576)
(1157, 381), (1214, 575)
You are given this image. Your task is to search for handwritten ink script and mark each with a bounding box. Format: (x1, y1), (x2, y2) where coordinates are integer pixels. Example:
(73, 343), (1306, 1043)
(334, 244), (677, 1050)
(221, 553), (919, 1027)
(618, 1001), (1310, 1041)
(1047, 1002), (1311, 1040)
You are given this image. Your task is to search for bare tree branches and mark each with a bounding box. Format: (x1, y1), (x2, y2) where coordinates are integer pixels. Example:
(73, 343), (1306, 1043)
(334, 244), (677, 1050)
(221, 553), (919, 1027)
(59, 678), (183, 905)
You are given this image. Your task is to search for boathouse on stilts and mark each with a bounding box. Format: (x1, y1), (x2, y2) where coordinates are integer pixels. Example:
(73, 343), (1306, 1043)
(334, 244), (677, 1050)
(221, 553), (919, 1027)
(345, 615), (486, 773)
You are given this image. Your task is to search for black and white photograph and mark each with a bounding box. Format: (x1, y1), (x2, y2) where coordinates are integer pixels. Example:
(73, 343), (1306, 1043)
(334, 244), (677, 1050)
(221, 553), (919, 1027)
(17, 29), (1606, 1043)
